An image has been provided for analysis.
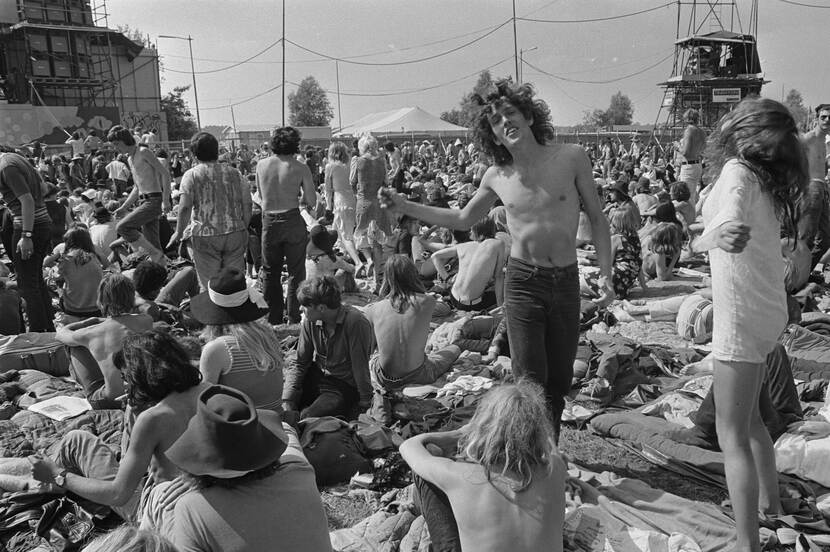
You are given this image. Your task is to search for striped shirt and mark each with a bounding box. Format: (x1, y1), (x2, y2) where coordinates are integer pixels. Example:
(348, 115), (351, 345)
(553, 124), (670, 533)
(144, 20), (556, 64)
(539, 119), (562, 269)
(216, 336), (283, 412)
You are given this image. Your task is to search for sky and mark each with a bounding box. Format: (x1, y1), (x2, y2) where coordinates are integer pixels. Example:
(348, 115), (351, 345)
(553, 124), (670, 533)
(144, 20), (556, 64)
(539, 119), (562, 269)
(105, 0), (830, 130)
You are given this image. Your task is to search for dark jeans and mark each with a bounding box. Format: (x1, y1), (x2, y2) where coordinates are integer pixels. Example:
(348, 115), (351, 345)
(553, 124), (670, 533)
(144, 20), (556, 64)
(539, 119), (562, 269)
(297, 366), (360, 420)
(116, 196), (162, 250)
(262, 209), (307, 324)
(414, 475), (461, 552)
(13, 223), (55, 332)
(503, 258), (580, 439)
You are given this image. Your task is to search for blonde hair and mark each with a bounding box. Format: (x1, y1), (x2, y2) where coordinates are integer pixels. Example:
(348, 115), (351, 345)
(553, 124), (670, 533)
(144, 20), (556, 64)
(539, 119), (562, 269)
(459, 380), (558, 492)
(358, 134), (378, 155)
(201, 319), (283, 372)
(81, 525), (177, 552)
(328, 141), (349, 164)
(608, 207), (639, 236)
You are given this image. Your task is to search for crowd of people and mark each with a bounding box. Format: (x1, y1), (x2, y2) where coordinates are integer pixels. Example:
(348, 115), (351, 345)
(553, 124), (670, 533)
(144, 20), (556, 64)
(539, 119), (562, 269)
(0, 83), (827, 552)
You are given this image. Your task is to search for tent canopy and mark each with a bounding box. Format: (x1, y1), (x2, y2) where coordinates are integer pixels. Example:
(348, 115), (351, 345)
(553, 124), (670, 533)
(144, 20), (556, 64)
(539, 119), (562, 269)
(335, 106), (468, 137)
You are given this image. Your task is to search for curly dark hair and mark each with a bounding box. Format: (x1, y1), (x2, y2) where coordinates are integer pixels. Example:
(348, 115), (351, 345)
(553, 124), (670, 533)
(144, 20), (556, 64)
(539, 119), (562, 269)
(296, 275), (341, 309)
(132, 260), (168, 300)
(269, 127), (302, 155)
(472, 79), (554, 166)
(703, 96), (807, 239)
(106, 125), (136, 147)
(112, 331), (201, 410)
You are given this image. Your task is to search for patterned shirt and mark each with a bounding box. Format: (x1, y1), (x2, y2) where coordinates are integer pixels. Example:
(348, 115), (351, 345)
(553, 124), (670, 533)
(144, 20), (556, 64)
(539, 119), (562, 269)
(180, 162), (251, 237)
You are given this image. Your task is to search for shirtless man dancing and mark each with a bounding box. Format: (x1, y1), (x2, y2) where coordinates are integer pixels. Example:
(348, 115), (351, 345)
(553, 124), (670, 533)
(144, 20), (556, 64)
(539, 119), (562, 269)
(364, 255), (461, 393)
(56, 274), (152, 405)
(674, 108), (707, 204)
(256, 127), (316, 325)
(108, 125), (170, 263)
(430, 216), (505, 312)
(381, 80), (613, 437)
(800, 103), (830, 267)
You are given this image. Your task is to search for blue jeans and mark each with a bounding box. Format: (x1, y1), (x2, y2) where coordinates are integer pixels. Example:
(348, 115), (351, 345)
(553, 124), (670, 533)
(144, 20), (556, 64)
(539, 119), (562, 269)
(261, 209), (307, 324)
(13, 223), (54, 332)
(116, 196), (162, 250)
(503, 258), (580, 439)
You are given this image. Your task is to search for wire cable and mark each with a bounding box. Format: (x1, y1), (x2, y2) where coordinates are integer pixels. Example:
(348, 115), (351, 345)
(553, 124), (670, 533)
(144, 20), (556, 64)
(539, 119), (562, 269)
(518, 1), (674, 23)
(200, 83), (283, 111)
(163, 38), (282, 75)
(777, 0), (830, 7)
(284, 19), (511, 67)
(523, 53), (673, 84)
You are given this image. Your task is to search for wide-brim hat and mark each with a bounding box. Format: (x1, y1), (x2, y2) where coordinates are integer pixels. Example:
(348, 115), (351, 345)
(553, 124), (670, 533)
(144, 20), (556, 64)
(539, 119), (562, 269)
(605, 180), (630, 198)
(81, 189), (97, 200)
(190, 267), (270, 325)
(71, 155), (84, 162)
(308, 225), (338, 256)
(166, 385), (288, 478)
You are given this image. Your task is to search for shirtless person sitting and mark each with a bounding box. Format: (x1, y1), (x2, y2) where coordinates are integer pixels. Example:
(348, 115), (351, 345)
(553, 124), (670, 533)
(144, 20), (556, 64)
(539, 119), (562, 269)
(431, 217), (505, 312)
(799, 103), (830, 268)
(364, 255), (461, 392)
(107, 125), (171, 264)
(381, 80), (613, 438)
(56, 273), (152, 407)
(256, 127), (317, 325)
(26, 331), (210, 521)
(400, 381), (565, 552)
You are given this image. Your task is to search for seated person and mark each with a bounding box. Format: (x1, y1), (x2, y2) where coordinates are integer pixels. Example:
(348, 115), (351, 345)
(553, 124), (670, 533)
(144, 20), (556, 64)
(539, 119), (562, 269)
(78, 526), (177, 552)
(364, 255), (461, 392)
(400, 381), (565, 552)
(55, 227), (104, 320)
(431, 217), (505, 312)
(190, 267), (284, 412)
(128, 259), (200, 321)
(0, 267), (24, 335)
(582, 208), (643, 300)
(56, 274), (153, 406)
(139, 385), (331, 552)
(639, 201), (684, 243)
(631, 176), (658, 216)
(282, 275), (373, 420)
(670, 181), (696, 231)
(305, 225), (356, 292)
(641, 222), (683, 281)
(24, 332), (210, 521)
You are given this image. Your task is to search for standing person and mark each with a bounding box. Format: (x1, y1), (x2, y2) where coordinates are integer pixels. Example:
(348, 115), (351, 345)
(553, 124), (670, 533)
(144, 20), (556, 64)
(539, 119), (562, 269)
(694, 98), (806, 552)
(0, 148), (54, 331)
(600, 138), (616, 178)
(167, 132), (252, 290)
(798, 103), (830, 267)
(352, 134), (391, 288)
(675, 108), (708, 204)
(107, 125), (170, 263)
(106, 153), (131, 197)
(325, 141), (363, 271)
(380, 80), (613, 439)
(384, 140), (405, 193)
(255, 127), (316, 325)
(400, 381), (565, 552)
(65, 131), (85, 158)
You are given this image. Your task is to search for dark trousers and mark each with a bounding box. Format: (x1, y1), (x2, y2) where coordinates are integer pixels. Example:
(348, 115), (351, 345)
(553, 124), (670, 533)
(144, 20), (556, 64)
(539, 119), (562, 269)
(13, 223), (55, 332)
(297, 366), (359, 420)
(414, 475), (461, 552)
(116, 196), (162, 250)
(503, 258), (580, 440)
(261, 209), (307, 324)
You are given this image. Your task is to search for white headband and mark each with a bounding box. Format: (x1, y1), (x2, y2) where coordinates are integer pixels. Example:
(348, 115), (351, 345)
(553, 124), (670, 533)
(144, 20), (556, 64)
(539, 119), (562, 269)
(208, 281), (268, 309)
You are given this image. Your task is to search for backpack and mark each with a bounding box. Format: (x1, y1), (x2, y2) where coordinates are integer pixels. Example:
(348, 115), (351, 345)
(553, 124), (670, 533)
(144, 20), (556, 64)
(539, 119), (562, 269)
(0, 333), (71, 376)
(299, 417), (372, 487)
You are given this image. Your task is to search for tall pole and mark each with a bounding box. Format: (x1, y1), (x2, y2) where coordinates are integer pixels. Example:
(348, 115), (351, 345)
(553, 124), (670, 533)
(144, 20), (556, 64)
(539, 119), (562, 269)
(187, 35), (201, 130)
(281, 0), (286, 127)
(230, 102), (238, 148)
(512, 0), (519, 82)
(335, 60), (343, 132)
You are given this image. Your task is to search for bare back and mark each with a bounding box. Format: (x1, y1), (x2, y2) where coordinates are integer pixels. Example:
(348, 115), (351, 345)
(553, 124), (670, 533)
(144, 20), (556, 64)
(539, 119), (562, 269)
(446, 460), (565, 552)
(452, 239), (502, 302)
(482, 144), (585, 267)
(256, 154), (315, 213)
(802, 129), (828, 181)
(364, 294), (434, 377)
(679, 125), (707, 161)
(73, 315), (153, 372)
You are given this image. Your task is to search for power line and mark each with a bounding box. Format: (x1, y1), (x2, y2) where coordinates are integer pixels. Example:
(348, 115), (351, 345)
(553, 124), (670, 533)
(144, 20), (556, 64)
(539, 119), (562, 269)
(777, 0), (830, 7)
(284, 19), (511, 66)
(523, 53), (673, 84)
(200, 83), (284, 111)
(163, 38), (282, 75)
(518, 1), (674, 23)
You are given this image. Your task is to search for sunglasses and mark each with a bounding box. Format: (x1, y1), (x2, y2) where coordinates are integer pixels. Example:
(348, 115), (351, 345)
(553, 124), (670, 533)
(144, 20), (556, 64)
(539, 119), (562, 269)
(820, 115), (830, 120)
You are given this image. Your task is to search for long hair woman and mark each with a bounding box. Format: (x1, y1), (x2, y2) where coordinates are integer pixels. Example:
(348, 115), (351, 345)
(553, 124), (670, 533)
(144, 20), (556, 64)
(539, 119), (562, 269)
(190, 267), (284, 412)
(57, 226), (104, 319)
(325, 141), (363, 270)
(696, 97), (807, 552)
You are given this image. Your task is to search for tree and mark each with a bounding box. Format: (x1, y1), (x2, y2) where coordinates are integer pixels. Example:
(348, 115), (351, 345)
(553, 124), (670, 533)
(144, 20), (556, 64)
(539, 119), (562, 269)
(784, 88), (809, 131)
(116, 24), (151, 48)
(581, 108), (611, 129)
(161, 85), (198, 141)
(440, 108), (465, 127)
(606, 91), (634, 125)
(288, 76), (334, 127)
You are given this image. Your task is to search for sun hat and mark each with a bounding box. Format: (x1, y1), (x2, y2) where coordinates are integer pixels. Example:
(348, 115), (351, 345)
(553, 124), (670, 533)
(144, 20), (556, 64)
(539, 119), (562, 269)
(81, 189), (97, 201)
(307, 225), (338, 257)
(190, 267), (269, 326)
(165, 385), (288, 478)
(605, 180), (630, 199)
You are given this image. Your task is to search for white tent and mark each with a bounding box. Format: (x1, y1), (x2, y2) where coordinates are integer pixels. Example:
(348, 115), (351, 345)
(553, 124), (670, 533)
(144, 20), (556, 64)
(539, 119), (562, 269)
(334, 106), (468, 137)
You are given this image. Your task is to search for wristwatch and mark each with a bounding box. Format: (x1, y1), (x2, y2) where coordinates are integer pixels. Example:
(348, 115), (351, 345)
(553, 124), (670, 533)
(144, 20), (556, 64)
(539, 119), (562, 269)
(54, 468), (68, 487)
(22, 231), (32, 238)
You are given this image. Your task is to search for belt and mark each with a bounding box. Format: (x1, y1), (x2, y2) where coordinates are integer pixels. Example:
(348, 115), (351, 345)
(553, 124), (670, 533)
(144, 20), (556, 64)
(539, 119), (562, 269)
(451, 293), (482, 307)
(139, 192), (162, 199)
(679, 160), (700, 165)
